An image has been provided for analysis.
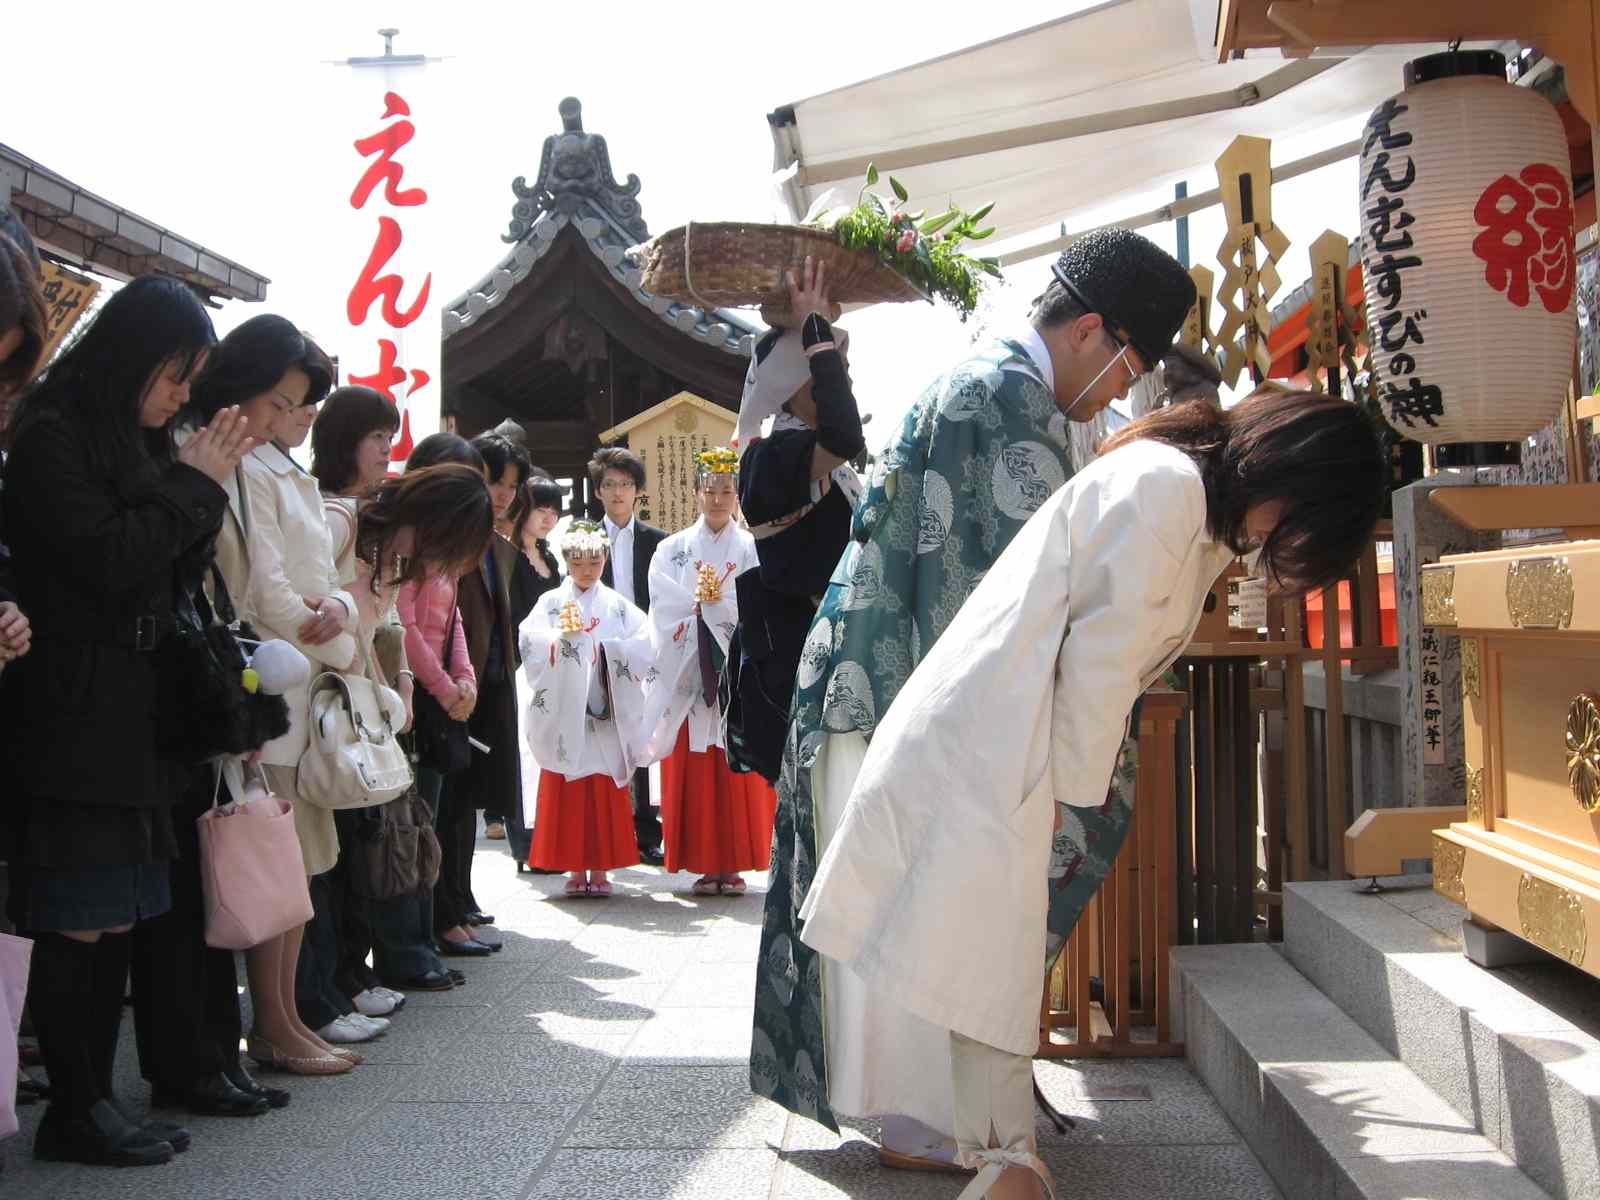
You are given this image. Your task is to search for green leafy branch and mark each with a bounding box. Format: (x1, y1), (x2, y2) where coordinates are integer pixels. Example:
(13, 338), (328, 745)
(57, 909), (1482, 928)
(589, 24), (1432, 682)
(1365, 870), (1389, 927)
(807, 163), (1002, 320)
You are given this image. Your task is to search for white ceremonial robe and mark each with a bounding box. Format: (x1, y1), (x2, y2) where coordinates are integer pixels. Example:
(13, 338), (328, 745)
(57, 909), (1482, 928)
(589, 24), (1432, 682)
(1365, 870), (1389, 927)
(639, 517), (759, 762)
(799, 439), (1236, 1056)
(518, 579), (654, 787)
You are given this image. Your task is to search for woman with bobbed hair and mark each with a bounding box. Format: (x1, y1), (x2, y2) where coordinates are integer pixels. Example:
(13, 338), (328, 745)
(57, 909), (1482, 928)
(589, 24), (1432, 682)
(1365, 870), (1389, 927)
(3, 274), (253, 1165)
(311, 384), (400, 496)
(798, 385), (1387, 1200)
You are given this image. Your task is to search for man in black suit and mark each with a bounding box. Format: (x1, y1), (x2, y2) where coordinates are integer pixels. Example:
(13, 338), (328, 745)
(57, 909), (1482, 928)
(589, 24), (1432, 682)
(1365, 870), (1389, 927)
(588, 446), (667, 863)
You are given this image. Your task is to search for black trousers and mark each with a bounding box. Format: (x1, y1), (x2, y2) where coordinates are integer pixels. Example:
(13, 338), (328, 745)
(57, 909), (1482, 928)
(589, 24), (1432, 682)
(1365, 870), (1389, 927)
(333, 811), (382, 1000)
(130, 791), (243, 1089)
(433, 771), (479, 932)
(295, 871), (348, 1030)
(632, 770), (661, 853)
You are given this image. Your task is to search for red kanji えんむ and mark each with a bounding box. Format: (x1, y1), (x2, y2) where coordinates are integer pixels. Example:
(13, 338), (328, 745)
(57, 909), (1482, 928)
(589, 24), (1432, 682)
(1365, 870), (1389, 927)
(347, 216), (433, 328)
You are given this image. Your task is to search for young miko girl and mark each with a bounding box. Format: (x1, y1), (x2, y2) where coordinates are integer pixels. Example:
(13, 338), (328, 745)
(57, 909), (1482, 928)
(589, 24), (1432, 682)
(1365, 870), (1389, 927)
(642, 448), (774, 896)
(519, 522), (653, 896)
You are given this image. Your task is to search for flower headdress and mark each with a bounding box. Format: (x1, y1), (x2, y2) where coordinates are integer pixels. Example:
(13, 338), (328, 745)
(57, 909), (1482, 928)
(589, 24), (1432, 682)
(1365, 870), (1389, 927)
(560, 520), (610, 558)
(695, 445), (739, 483)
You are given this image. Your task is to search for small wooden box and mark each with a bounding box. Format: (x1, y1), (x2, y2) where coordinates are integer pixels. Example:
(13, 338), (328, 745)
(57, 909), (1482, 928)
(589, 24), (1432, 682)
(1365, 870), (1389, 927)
(1421, 541), (1600, 977)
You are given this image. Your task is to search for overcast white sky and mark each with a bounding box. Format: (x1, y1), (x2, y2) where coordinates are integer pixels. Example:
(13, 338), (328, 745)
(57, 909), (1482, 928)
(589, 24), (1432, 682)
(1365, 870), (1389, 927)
(3, 0), (1363, 441)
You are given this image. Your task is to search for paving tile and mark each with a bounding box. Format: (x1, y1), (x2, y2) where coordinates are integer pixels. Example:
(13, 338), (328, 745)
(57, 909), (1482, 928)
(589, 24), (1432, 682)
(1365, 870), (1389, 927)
(335, 1002), (492, 1064)
(341, 1101), (572, 1152)
(1033, 1144), (1282, 1200)
(658, 962), (760, 1008)
(287, 1140), (547, 1200)
(1033, 1058), (1243, 1146)
(45, 1147), (323, 1200)
(568, 1063), (787, 1149)
(490, 979), (667, 1039)
(201, 1064), (422, 1148)
(626, 1007), (756, 1064)
(401, 959), (543, 1007)
(525, 1148), (779, 1199)
(389, 1035), (628, 1103)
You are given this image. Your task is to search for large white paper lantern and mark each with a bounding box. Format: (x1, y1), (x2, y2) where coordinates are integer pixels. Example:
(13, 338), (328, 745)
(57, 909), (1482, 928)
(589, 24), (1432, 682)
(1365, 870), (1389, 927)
(1360, 51), (1576, 448)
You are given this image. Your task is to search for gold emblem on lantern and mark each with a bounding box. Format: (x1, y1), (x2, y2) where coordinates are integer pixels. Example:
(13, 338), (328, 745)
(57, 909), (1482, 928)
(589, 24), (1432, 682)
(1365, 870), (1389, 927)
(1506, 557), (1573, 630)
(1566, 693), (1600, 815)
(1517, 874), (1588, 966)
(1420, 566), (1456, 627)
(1466, 766), (1485, 824)
(1432, 835), (1466, 905)
(1460, 638), (1480, 702)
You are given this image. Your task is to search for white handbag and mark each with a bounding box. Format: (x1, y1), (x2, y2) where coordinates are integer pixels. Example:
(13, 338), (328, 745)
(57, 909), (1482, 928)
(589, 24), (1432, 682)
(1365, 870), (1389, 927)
(296, 651), (413, 810)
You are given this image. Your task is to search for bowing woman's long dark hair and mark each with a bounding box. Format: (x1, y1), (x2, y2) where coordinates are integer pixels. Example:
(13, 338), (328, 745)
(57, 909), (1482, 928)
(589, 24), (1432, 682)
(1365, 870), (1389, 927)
(1099, 383), (1386, 594)
(6, 274), (215, 474)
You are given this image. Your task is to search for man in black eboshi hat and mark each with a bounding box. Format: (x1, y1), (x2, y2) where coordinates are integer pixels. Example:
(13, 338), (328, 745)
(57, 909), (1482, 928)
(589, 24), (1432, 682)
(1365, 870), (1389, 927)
(1035, 227), (1196, 423)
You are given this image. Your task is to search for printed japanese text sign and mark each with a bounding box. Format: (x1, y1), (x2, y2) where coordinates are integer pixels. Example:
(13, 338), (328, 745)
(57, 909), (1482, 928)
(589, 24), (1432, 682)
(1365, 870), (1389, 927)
(38, 261), (100, 362)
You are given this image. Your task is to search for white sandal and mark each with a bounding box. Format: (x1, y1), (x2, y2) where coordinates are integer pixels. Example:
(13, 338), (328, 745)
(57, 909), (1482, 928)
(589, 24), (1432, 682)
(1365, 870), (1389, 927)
(955, 1148), (1055, 1200)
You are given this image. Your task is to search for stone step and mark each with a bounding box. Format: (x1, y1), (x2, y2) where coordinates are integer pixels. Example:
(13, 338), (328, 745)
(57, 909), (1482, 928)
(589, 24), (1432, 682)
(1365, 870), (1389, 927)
(1283, 877), (1600, 1200)
(1172, 942), (1551, 1200)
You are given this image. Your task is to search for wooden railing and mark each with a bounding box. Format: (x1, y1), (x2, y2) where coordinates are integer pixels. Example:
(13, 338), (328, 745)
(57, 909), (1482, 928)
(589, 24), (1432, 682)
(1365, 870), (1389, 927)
(1039, 690), (1187, 1058)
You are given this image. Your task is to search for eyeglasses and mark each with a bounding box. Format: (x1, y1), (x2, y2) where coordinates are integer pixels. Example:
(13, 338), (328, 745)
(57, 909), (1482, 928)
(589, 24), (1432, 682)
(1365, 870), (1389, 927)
(1102, 330), (1147, 383)
(597, 480), (638, 493)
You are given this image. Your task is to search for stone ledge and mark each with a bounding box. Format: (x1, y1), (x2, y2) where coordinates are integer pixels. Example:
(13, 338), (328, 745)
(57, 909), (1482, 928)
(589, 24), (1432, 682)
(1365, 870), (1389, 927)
(1172, 942), (1550, 1200)
(1284, 878), (1600, 1200)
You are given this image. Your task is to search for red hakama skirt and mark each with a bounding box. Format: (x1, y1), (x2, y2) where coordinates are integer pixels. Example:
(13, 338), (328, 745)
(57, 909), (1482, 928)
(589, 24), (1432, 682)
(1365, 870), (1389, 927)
(528, 772), (639, 871)
(659, 725), (778, 874)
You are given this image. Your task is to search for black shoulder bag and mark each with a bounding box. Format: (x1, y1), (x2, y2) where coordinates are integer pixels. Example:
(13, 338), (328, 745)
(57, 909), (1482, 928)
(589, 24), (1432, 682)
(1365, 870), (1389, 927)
(153, 565), (291, 763)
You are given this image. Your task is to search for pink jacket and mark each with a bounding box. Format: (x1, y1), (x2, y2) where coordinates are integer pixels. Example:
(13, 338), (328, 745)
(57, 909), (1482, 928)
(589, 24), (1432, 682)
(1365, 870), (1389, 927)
(396, 574), (475, 706)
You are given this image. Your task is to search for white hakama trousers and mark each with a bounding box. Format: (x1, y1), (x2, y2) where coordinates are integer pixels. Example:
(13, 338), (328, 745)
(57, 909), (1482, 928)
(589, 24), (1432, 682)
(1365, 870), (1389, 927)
(813, 731), (955, 1142)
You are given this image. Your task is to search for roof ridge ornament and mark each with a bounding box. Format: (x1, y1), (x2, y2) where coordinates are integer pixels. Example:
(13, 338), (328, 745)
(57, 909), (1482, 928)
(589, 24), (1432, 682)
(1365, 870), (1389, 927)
(503, 97), (648, 246)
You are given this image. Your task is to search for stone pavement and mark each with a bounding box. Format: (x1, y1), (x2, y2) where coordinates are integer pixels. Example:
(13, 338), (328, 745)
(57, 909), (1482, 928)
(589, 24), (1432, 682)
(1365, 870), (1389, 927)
(7, 834), (1282, 1199)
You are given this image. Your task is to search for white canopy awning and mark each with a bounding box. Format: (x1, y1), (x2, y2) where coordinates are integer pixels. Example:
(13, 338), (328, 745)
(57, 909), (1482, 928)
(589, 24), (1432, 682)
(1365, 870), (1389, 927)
(767, 0), (1495, 261)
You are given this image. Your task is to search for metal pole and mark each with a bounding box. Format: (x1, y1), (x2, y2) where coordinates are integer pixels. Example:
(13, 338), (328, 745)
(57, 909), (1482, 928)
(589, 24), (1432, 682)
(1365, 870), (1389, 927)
(1175, 181), (1189, 268)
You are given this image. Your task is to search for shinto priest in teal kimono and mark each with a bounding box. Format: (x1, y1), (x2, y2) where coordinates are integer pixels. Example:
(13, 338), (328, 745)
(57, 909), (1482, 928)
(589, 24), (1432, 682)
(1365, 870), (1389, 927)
(750, 229), (1200, 1148)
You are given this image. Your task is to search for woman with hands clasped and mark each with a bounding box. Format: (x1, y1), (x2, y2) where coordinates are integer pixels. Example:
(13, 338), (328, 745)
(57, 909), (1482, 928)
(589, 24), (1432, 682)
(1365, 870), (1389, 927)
(186, 315), (376, 1072)
(2, 275), (256, 1165)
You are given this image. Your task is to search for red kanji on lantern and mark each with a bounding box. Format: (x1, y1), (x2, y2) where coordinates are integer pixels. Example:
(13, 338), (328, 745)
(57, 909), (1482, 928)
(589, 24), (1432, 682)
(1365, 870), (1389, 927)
(347, 216), (433, 328)
(1472, 163), (1576, 314)
(350, 92), (428, 210)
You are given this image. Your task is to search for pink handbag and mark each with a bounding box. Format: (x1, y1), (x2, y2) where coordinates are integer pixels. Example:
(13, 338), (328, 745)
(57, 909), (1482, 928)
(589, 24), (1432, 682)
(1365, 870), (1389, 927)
(0, 932), (30, 1139)
(197, 763), (313, 950)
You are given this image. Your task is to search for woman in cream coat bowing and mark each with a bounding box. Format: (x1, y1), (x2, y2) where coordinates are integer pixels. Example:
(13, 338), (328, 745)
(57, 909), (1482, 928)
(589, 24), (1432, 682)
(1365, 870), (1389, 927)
(798, 386), (1385, 1200)
(190, 315), (365, 1074)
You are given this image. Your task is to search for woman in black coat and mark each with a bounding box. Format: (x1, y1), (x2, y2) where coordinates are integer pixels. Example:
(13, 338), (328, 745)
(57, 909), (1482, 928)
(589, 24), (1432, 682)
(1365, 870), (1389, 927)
(1, 275), (255, 1166)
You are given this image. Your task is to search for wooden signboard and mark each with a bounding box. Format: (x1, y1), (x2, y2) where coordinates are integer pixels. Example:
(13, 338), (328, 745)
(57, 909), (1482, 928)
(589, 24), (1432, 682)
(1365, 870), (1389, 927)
(38, 261), (101, 362)
(598, 391), (736, 535)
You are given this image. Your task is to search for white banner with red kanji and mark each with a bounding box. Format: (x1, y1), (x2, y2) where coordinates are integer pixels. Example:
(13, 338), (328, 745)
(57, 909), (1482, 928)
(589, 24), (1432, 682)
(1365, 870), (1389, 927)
(334, 62), (439, 466)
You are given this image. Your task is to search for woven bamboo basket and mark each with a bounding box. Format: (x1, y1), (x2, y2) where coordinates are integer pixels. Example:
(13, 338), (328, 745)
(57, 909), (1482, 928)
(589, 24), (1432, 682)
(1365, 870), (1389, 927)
(637, 222), (926, 315)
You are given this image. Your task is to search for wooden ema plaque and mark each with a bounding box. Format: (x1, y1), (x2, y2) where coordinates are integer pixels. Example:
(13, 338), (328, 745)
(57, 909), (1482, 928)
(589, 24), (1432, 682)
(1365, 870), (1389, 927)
(1421, 540), (1600, 977)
